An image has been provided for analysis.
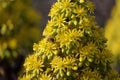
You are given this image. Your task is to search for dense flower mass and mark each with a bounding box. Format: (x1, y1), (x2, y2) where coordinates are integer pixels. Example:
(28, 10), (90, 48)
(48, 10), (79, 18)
(19, 0), (120, 80)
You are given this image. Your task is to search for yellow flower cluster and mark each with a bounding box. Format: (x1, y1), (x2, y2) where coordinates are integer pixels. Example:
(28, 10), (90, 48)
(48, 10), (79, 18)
(19, 0), (120, 79)
(50, 56), (77, 77)
(105, 0), (120, 69)
(0, 0), (41, 59)
(23, 54), (44, 78)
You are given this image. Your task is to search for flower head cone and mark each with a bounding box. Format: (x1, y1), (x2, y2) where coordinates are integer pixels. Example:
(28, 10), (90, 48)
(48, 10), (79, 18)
(19, 0), (120, 79)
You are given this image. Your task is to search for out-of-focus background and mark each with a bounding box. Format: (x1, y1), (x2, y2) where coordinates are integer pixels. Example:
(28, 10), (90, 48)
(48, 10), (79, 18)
(0, 0), (120, 80)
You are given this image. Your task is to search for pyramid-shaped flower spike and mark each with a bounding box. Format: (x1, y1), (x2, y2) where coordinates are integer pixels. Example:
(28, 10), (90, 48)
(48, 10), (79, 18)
(19, 0), (120, 79)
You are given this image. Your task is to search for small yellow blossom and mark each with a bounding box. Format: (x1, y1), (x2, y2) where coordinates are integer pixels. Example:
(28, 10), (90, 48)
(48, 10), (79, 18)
(50, 57), (66, 73)
(24, 54), (44, 74)
(64, 57), (77, 69)
(35, 39), (58, 57)
(40, 74), (52, 80)
(57, 29), (82, 45)
(59, 0), (73, 13)
(74, 5), (86, 17)
(43, 20), (55, 36)
(54, 14), (66, 27)
(86, 1), (95, 13)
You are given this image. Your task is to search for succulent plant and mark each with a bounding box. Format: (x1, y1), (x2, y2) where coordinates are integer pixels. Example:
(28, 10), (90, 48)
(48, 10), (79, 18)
(19, 0), (120, 80)
(105, 0), (120, 72)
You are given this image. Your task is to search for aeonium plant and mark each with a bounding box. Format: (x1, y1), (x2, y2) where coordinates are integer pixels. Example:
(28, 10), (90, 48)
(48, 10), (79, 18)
(19, 0), (120, 80)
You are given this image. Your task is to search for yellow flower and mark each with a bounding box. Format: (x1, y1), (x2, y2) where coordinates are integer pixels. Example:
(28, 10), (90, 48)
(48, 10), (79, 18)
(79, 43), (97, 63)
(40, 74), (52, 80)
(57, 29), (82, 46)
(18, 75), (31, 80)
(24, 54), (44, 74)
(50, 57), (66, 73)
(80, 69), (101, 80)
(74, 5), (86, 17)
(95, 49), (112, 66)
(33, 43), (39, 51)
(80, 43), (97, 56)
(54, 14), (66, 27)
(59, 0), (73, 12)
(49, 2), (60, 17)
(51, 56), (78, 77)
(86, 1), (95, 13)
(35, 39), (58, 58)
(43, 20), (55, 36)
(49, 0), (74, 18)
(64, 57), (78, 70)
(56, 29), (83, 54)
